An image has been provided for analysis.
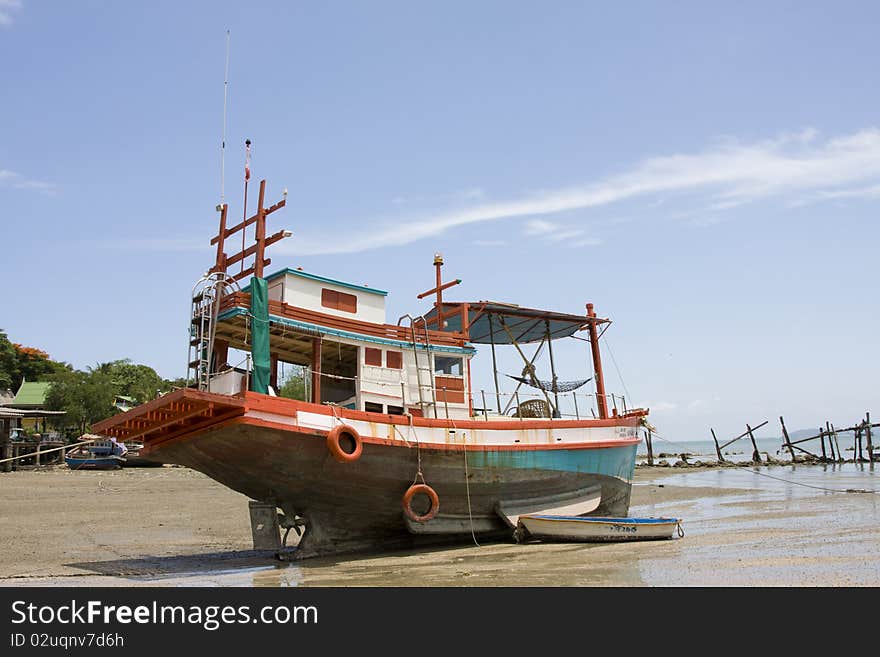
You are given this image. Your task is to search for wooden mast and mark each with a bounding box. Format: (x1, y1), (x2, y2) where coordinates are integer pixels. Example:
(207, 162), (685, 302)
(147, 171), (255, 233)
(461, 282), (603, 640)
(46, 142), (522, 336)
(586, 303), (609, 419)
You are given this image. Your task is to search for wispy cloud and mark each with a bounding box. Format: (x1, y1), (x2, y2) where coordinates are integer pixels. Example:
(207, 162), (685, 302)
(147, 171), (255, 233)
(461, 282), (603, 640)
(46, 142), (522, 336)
(521, 219), (600, 247)
(106, 127), (880, 257)
(0, 0), (22, 27)
(0, 168), (56, 196)
(278, 127), (880, 256)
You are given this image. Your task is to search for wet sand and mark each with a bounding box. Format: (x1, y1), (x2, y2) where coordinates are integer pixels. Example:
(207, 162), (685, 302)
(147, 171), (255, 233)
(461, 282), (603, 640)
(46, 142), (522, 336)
(1, 464), (878, 586)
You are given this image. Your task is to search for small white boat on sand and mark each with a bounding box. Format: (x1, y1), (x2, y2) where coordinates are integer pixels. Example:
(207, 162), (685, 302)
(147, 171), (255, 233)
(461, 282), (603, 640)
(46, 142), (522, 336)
(515, 514), (683, 543)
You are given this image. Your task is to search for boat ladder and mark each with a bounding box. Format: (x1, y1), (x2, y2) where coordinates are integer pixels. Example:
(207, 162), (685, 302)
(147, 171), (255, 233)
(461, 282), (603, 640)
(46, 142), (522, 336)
(187, 272), (240, 391)
(399, 314), (437, 419)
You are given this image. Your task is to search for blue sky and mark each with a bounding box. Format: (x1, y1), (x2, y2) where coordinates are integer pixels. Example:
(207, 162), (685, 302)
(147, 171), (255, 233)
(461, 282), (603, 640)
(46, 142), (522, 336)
(2, 1), (878, 441)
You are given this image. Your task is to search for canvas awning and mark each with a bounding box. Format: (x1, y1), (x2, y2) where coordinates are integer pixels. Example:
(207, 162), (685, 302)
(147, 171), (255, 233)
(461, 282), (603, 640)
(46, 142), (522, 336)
(423, 301), (609, 344)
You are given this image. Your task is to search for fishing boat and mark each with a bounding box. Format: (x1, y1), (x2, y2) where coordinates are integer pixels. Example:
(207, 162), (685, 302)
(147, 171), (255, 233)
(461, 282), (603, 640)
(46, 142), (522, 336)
(515, 514), (683, 543)
(91, 173), (651, 558)
(64, 439), (127, 470)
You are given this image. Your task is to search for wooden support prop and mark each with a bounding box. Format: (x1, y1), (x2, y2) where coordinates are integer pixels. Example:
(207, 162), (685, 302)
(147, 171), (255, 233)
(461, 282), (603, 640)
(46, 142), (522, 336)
(711, 428), (724, 463)
(866, 412), (874, 463)
(746, 423), (761, 463)
(779, 416), (796, 461)
(646, 430), (654, 466)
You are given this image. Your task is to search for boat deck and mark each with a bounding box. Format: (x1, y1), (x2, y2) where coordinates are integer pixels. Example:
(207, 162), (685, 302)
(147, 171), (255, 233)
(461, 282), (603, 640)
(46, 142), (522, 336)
(91, 389), (246, 452)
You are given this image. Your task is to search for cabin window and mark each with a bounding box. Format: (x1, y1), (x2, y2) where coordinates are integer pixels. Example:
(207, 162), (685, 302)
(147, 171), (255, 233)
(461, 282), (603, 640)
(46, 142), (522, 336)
(387, 405), (404, 416)
(364, 401), (383, 413)
(386, 351), (403, 369)
(321, 288), (358, 313)
(434, 355), (463, 376)
(364, 347), (382, 367)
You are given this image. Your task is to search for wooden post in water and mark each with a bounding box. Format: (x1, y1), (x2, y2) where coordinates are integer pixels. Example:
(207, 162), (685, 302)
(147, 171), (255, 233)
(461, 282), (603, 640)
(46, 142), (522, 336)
(746, 423), (761, 463)
(819, 427), (828, 461)
(646, 429), (654, 466)
(828, 422), (843, 463)
(866, 412), (874, 463)
(711, 428), (724, 463)
(779, 416), (796, 462)
(856, 426), (864, 462)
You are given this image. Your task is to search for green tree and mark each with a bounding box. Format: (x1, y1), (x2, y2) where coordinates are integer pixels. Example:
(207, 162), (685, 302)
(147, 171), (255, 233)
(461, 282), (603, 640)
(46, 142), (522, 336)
(0, 329), (16, 390)
(95, 359), (165, 404)
(0, 329), (70, 391)
(279, 365), (308, 401)
(45, 369), (117, 437)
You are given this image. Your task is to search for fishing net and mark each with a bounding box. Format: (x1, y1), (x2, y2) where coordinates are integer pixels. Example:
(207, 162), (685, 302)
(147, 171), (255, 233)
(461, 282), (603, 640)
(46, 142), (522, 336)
(505, 374), (592, 393)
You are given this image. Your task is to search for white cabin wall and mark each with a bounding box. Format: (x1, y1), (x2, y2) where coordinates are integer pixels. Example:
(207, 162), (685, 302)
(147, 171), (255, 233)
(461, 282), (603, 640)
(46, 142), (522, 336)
(268, 278), (284, 303)
(281, 274), (386, 324)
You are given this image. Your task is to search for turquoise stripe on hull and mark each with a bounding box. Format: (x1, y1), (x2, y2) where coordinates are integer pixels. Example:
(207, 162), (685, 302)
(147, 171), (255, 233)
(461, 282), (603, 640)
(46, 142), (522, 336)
(466, 443), (637, 482)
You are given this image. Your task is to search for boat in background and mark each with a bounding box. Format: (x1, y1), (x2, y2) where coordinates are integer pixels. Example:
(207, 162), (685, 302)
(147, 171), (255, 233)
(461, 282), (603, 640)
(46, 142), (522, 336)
(515, 514), (683, 543)
(64, 438), (127, 470)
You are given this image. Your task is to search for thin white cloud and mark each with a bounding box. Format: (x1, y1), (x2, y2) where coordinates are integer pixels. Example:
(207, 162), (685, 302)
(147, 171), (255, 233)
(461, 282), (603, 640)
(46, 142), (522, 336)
(279, 127), (880, 256)
(815, 183), (880, 200)
(524, 219), (560, 236)
(570, 237), (602, 247)
(0, 0), (22, 27)
(106, 127), (880, 257)
(0, 168), (56, 195)
(472, 239), (508, 247)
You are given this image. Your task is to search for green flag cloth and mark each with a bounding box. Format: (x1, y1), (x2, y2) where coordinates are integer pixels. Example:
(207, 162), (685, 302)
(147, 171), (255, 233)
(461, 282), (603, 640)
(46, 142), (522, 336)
(249, 276), (271, 394)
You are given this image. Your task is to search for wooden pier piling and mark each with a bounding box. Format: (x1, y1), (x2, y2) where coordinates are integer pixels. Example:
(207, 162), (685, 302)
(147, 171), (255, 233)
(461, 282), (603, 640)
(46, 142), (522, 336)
(645, 429), (654, 466)
(866, 412), (874, 463)
(746, 423), (761, 463)
(779, 416), (796, 461)
(711, 428), (724, 463)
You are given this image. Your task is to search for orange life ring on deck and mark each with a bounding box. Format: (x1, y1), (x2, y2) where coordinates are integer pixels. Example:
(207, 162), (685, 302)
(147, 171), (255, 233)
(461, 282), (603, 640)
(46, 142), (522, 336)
(402, 483), (440, 523)
(326, 424), (363, 463)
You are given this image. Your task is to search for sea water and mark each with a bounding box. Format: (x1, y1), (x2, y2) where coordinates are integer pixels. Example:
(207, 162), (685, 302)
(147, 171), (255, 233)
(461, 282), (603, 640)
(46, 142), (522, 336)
(638, 436), (808, 463)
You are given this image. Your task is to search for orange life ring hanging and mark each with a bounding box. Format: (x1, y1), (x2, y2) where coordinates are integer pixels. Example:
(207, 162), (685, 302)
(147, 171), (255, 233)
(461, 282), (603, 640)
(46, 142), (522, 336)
(402, 483), (440, 522)
(326, 424), (363, 463)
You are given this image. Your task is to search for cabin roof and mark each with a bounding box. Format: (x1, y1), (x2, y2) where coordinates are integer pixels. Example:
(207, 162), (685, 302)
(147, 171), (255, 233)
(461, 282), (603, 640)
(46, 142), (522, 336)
(425, 301), (609, 344)
(242, 268), (389, 297)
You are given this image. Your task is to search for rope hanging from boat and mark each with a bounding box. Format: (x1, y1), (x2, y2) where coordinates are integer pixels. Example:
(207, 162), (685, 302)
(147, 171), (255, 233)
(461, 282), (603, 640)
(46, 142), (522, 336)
(505, 374), (592, 393)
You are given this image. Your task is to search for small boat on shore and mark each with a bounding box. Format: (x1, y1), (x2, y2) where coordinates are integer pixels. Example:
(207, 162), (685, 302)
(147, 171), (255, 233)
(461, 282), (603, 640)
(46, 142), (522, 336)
(515, 514), (683, 543)
(64, 439), (127, 470)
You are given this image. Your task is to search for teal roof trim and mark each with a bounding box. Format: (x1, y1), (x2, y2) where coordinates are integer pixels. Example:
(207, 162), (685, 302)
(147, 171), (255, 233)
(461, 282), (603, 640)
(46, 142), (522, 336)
(242, 268), (388, 297)
(218, 307), (475, 356)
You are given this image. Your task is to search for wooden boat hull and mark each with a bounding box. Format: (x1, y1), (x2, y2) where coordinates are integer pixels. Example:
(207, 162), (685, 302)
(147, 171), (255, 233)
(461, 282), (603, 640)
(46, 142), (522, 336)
(145, 419), (638, 557)
(92, 389), (645, 558)
(516, 514), (682, 543)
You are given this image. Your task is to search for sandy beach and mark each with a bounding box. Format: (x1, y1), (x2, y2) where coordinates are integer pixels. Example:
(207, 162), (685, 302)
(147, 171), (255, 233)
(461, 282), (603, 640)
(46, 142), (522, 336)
(0, 464), (877, 586)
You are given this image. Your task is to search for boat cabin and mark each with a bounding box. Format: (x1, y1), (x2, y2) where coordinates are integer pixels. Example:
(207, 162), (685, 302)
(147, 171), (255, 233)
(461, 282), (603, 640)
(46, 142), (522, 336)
(203, 265), (475, 420)
(186, 178), (618, 423)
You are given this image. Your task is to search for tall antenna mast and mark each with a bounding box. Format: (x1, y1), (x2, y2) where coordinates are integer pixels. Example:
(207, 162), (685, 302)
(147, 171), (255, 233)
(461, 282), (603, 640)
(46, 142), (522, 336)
(220, 30), (231, 204)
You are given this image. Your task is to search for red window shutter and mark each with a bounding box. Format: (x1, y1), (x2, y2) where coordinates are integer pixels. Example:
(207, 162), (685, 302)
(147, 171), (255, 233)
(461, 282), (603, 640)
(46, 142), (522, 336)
(364, 348), (382, 367)
(321, 288), (339, 310)
(321, 288), (357, 313)
(386, 351), (402, 369)
(337, 291), (357, 313)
